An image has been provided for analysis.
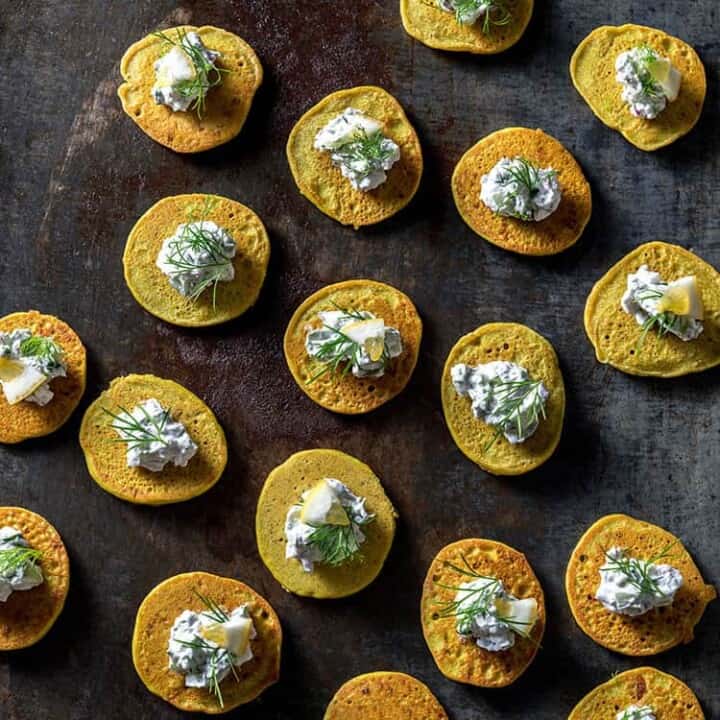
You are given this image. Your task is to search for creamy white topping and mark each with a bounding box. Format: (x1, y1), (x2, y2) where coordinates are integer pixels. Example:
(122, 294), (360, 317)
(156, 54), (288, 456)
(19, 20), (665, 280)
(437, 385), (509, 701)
(314, 108), (401, 191)
(168, 605), (256, 689)
(0, 526), (44, 602)
(621, 265), (703, 342)
(451, 361), (549, 444)
(305, 310), (403, 379)
(110, 398), (198, 472)
(284, 478), (373, 573)
(596, 547), (683, 617)
(156, 220), (236, 298)
(617, 706), (656, 720)
(480, 157), (561, 221)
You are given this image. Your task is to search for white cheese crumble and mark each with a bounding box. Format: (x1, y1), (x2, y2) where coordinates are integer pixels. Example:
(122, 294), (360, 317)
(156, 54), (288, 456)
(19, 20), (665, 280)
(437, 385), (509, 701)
(156, 220), (236, 299)
(168, 605), (256, 689)
(615, 46), (681, 120)
(621, 265), (703, 342)
(596, 547), (683, 617)
(305, 310), (403, 379)
(314, 108), (401, 191)
(110, 398), (198, 472)
(451, 361), (549, 444)
(284, 478), (373, 573)
(480, 157), (561, 221)
(617, 706), (656, 720)
(437, 0), (492, 25)
(0, 526), (44, 602)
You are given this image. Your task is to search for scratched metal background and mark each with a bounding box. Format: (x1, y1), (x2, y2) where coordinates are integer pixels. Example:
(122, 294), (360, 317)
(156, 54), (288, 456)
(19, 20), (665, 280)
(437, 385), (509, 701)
(1, 1), (719, 718)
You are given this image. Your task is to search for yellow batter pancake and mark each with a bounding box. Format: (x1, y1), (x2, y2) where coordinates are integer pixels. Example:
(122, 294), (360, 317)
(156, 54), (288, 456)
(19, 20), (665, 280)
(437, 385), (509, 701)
(123, 194), (270, 327)
(256, 449), (397, 599)
(79, 374), (227, 505)
(566, 514), (716, 656)
(132, 571), (281, 714)
(421, 538), (545, 687)
(584, 242), (720, 377)
(0, 311), (86, 444)
(119, 25), (263, 153)
(569, 667), (705, 720)
(441, 322), (565, 475)
(324, 671), (448, 720)
(452, 127), (591, 255)
(0, 507), (70, 650)
(570, 25), (706, 151)
(284, 279), (422, 415)
(400, 0), (534, 54)
(286, 86), (423, 228)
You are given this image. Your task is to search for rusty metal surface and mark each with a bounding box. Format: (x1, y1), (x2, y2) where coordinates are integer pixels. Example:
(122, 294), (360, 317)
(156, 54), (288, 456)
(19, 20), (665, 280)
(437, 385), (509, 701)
(1, 1), (719, 718)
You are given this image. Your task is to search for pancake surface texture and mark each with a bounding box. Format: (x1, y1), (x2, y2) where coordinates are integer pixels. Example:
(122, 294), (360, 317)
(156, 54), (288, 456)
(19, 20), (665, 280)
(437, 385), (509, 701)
(441, 322), (565, 475)
(452, 127), (591, 255)
(566, 514), (716, 656)
(118, 25), (262, 153)
(0, 507), (70, 650)
(568, 666), (705, 720)
(284, 280), (422, 414)
(584, 241), (720, 377)
(132, 572), (281, 714)
(421, 538), (545, 687)
(570, 24), (706, 151)
(0, 311), (86, 444)
(79, 374), (227, 505)
(400, 0), (533, 54)
(324, 671), (448, 720)
(256, 449), (397, 599)
(123, 194), (270, 327)
(286, 86), (423, 228)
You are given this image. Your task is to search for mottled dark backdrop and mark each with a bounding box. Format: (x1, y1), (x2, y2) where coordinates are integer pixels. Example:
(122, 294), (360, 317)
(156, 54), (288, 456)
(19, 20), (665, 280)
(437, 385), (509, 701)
(1, 1), (718, 719)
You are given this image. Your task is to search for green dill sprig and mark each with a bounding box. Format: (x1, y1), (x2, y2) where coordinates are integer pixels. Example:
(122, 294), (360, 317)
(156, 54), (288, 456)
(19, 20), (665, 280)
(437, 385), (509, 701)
(333, 128), (397, 180)
(634, 288), (678, 352)
(194, 589), (230, 624)
(103, 404), (171, 450)
(500, 157), (555, 220)
(174, 636), (239, 708)
(19, 336), (64, 369)
(0, 546), (43, 577)
(306, 505), (374, 566)
(634, 45), (663, 98)
(451, 0), (512, 34)
(601, 543), (677, 598)
(153, 29), (228, 117)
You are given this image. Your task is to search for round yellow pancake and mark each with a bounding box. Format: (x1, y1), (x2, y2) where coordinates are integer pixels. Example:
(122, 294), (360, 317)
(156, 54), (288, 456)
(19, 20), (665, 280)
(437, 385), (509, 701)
(256, 449), (397, 599)
(569, 667), (705, 720)
(421, 538), (545, 688)
(584, 241), (720, 377)
(566, 514), (716, 656)
(452, 127), (591, 255)
(400, 0), (534, 54)
(324, 671), (448, 720)
(284, 279), (422, 415)
(286, 86), (423, 228)
(0, 311), (86, 444)
(119, 25), (263, 153)
(570, 25), (706, 152)
(441, 322), (565, 476)
(79, 374), (227, 505)
(123, 194), (270, 327)
(132, 572), (281, 714)
(0, 507), (70, 650)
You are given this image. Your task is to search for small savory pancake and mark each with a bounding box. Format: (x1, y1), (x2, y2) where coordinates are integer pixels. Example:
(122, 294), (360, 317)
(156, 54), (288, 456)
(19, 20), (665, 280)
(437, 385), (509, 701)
(566, 514), (716, 656)
(570, 25), (706, 151)
(324, 671), (448, 720)
(286, 86), (423, 228)
(123, 194), (270, 327)
(132, 571), (281, 714)
(0, 311), (86, 444)
(568, 667), (705, 720)
(441, 322), (565, 476)
(0, 507), (70, 650)
(584, 241), (720, 377)
(284, 279), (422, 414)
(79, 374), (227, 505)
(119, 25), (263, 153)
(256, 449), (397, 599)
(452, 127), (591, 255)
(400, 0), (533, 55)
(421, 538), (545, 688)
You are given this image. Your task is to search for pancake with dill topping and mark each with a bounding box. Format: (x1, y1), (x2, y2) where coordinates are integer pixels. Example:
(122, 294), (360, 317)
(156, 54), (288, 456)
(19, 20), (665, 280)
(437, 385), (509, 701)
(566, 513), (715, 656)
